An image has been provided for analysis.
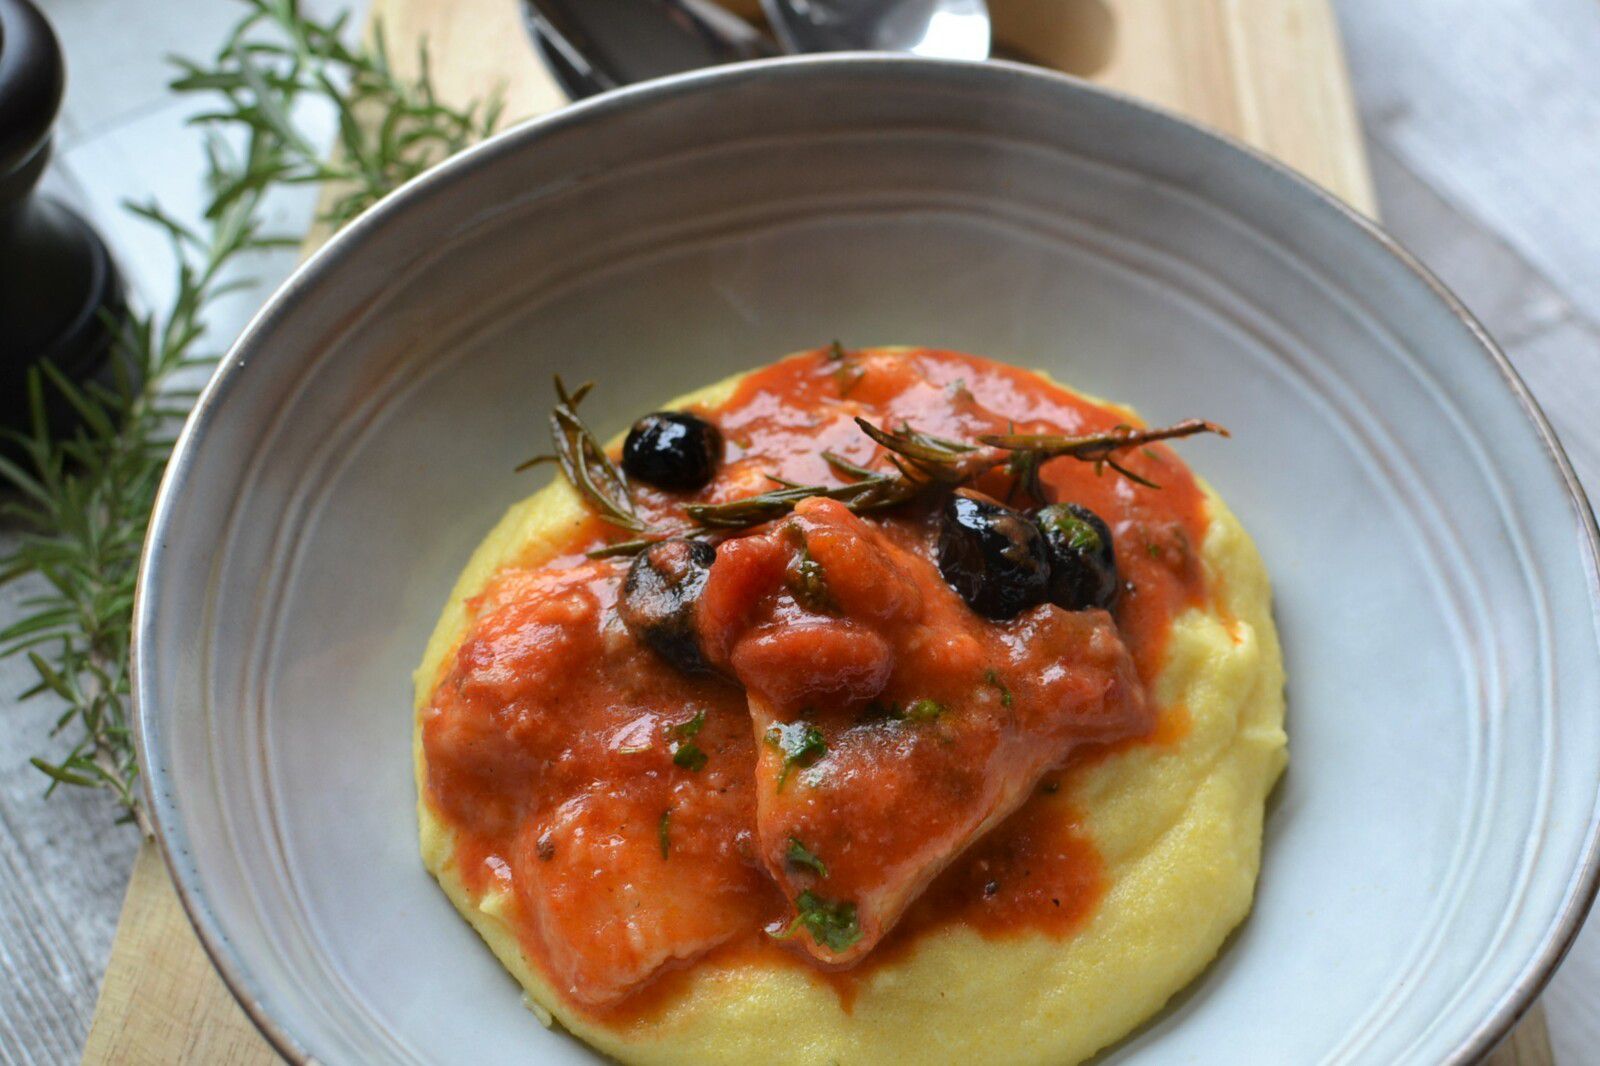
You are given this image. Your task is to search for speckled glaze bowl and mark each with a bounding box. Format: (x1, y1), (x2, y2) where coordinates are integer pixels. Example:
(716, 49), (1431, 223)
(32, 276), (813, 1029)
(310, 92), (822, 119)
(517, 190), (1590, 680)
(134, 56), (1600, 1065)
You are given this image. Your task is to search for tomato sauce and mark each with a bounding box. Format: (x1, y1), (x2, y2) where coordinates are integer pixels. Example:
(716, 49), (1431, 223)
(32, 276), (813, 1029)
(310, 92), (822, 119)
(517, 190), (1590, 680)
(421, 348), (1211, 1021)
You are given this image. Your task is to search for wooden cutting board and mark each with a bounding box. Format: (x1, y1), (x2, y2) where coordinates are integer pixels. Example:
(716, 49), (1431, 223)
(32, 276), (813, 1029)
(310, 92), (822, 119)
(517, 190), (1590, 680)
(79, 0), (1553, 1062)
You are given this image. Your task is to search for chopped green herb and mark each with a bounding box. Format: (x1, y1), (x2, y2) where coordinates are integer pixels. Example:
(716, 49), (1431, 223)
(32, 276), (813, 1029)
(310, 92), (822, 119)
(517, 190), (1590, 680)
(791, 556), (833, 610)
(827, 340), (848, 362)
(673, 742), (708, 772)
(903, 697), (945, 722)
(785, 837), (829, 878)
(765, 721), (827, 791)
(773, 891), (861, 953)
(670, 711), (706, 740)
(658, 809), (672, 859)
(1146, 542), (1163, 559)
(1040, 508), (1103, 553)
(984, 669), (1013, 708)
(667, 711), (709, 770)
(783, 526), (836, 613)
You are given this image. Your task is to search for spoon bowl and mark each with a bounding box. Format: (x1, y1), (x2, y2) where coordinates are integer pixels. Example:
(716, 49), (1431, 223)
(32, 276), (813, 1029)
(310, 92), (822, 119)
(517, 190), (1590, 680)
(762, 0), (991, 59)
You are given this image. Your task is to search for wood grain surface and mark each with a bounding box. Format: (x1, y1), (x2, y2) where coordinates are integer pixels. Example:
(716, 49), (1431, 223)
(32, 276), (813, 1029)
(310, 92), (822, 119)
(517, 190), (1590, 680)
(66, 0), (1544, 1062)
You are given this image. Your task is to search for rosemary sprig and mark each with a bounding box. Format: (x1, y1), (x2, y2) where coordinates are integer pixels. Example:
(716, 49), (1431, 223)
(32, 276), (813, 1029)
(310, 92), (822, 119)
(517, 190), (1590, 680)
(0, 152), (278, 828)
(0, 0), (498, 821)
(680, 416), (1225, 533)
(852, 419), (975, 486)
(172, 0), (504, 227)
(684, 452), (918, 529)
(980, 419), (1229, 493)
(519, 378), (644, 532)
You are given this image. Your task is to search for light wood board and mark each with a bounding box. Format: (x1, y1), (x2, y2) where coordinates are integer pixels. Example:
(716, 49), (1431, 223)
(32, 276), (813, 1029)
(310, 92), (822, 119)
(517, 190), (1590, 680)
(80, 0), (1548, 1061)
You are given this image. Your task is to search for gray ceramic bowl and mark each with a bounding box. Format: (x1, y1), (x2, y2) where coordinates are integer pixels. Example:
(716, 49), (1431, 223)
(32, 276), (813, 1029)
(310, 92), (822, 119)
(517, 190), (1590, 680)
(134, 56), (1600, 1065)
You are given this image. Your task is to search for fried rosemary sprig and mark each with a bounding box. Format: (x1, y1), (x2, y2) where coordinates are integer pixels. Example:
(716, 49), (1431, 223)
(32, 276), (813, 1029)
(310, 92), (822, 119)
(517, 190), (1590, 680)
(520, 378), (644, 531)
(673, 416), (1226, 534)
(682, 425), (967, 530)
(980, 418), (1229, 496)
(529, 375), (1225, 551)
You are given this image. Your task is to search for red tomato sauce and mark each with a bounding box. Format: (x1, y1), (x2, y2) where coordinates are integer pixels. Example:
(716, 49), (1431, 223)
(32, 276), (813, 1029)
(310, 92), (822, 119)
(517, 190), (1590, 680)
(421, 348), (1211, 1022)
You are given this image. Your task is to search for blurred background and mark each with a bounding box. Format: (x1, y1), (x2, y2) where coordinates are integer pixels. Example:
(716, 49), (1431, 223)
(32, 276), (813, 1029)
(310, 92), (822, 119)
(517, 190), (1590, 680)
(3, 0), (1599, 1061)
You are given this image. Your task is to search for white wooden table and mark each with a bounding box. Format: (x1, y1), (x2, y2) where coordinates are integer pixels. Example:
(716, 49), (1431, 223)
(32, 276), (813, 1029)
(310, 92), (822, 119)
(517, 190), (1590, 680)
(4, 0), (1600, 1061)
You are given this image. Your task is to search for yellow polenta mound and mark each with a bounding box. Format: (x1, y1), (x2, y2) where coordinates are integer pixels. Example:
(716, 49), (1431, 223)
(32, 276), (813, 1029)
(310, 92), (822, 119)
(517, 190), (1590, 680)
(414, 367), (1287, 1065)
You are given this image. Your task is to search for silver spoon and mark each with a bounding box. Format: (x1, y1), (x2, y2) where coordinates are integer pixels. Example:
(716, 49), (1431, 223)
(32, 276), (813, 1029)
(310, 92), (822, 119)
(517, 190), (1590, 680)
(761, 0), (991, 61)
(523, 0), (991, 100)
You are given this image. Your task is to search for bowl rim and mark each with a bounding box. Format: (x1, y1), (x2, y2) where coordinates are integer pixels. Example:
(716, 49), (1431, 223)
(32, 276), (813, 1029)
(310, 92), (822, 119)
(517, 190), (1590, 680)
(131, 52), (1600, 1065)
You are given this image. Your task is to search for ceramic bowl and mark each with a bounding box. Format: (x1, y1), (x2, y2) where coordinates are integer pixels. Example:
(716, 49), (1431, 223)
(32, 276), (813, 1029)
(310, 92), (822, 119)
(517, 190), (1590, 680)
(134, 56), (1600, 1064)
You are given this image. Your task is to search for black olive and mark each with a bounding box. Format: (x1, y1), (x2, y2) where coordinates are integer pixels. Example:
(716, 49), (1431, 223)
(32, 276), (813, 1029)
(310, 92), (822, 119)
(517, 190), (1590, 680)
(1035, 503), (1118, 610)
(622, 411), (723, 491)
(937, 489), (1051, 620)
(619, 539), (716, 673)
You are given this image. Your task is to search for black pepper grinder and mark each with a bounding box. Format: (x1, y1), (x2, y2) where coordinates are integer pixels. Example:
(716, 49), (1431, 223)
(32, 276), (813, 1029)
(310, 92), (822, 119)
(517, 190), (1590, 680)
(0, 0), (126, 445)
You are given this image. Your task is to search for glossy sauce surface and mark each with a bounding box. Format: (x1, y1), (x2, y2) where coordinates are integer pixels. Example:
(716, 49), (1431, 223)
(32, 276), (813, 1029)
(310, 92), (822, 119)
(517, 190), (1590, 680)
(422, 349), (1211, 1019)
